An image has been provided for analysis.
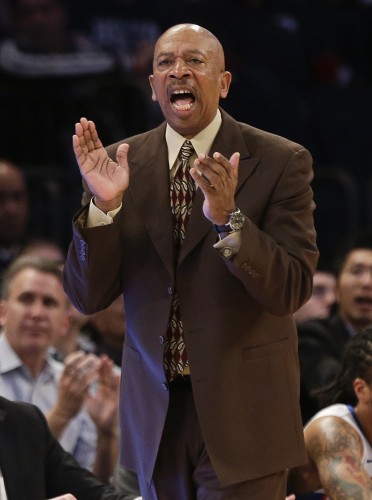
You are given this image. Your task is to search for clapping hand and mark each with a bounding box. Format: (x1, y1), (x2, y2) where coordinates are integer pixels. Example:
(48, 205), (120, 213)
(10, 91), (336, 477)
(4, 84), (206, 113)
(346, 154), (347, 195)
(73, 117), (130, 212)
(190, 151), (240, 225)
(86, 355), (120, 434)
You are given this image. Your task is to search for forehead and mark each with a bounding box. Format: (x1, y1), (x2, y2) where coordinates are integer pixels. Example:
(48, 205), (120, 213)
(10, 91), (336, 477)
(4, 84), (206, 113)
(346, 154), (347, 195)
(7, 268), (64, 299)
(155, 26), (218, 58)
(313, 272), (336, 287)
(0, 166), (26, 192)
(343, 249), (372, 267)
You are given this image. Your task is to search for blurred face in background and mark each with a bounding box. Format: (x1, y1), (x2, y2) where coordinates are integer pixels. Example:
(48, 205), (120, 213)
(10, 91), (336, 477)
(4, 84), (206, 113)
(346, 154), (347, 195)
(13, 0), (68, 53)
(294, 271), (336, 324)
(0, 161), (29, 246)
(0, 268), (70, 358)
(337, 249), (372, 332)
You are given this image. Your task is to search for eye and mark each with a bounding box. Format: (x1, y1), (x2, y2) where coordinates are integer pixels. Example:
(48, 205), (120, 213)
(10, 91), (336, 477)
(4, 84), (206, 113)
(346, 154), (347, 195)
(349, 265), (367, 277)
(43, 297), (58, 308)
(18, 292), (34, 305)
(158, 58), (172, 67)
(189, 57), (203, 64)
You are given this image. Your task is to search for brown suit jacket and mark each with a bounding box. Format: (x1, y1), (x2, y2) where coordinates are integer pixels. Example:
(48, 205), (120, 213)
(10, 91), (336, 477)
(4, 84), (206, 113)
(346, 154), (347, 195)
(64, 109), (318, 487)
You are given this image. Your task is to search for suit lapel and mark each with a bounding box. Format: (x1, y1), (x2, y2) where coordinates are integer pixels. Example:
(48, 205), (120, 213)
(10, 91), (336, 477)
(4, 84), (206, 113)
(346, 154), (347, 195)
(127, 124), (175, 278)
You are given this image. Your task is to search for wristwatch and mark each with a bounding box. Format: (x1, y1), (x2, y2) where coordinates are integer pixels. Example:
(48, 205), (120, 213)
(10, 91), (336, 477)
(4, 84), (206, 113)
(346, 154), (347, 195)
(214, 208), (245, 233)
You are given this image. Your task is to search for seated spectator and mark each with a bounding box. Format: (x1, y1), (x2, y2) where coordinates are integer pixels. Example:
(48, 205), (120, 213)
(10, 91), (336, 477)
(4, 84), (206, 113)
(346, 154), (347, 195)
(0, 159), (30, 278)
(298, 236), (372, 423)
(0, 395), (126, 499)
(0, 0), (115, 77)
(288, 328), (372, 498)
(19, 237), (95, 361)
(0, 255), (120, 482)
(294, 263), (336, 324)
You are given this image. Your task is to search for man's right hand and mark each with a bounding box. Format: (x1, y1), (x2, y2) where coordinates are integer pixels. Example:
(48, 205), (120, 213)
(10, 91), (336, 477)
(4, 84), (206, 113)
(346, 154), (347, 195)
(73, 117), (130, 212)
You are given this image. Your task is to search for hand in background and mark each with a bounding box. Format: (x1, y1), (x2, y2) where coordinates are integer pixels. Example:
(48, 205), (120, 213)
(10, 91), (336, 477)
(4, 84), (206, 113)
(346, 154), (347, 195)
(47, 351), (101, 438)
(86, 355), (120, 434)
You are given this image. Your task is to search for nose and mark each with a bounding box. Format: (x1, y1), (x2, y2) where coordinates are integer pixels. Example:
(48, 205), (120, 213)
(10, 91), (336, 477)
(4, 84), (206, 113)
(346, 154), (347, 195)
(170, 58), (191, 79)
(29, 300), (47, 318)
(360, 269), (372, 286)
(325, 289), (336, 306)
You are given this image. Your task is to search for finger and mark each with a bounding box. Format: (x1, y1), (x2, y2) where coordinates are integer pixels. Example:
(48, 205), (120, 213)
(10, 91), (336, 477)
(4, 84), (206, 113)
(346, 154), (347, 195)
(87, 120), (104, 149)
(116, 142), (129, 168)
(190, 165), (216, 192)
(229, 152), (240, 175)
(64, 351), (85, 374)
(191, 155), (216, 187)
(65, 350), (85, 365)
(74, 354), (100, 380)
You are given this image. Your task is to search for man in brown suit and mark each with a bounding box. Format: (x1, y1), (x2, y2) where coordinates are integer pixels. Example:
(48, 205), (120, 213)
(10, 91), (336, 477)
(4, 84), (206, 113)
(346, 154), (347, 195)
(63, 23), (318, 499)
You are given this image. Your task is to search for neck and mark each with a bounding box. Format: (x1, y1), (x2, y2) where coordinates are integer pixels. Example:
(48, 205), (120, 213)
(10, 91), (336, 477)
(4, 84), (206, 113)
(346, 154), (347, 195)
(19, 352), (46, 378)
(53, 331), (79, 358)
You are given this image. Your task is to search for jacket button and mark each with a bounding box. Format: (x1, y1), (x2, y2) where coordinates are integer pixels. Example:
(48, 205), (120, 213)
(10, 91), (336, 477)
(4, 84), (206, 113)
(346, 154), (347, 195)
(167, 287), (173, 295)
(162, 382), (169, 391)
(221, 247), (233, 258)
(159, 336), (165, 344)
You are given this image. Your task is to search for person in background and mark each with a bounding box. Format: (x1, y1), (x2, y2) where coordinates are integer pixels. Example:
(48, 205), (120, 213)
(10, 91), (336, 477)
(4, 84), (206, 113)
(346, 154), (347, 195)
(298, 236), (372, 424)
(0, 255), (120, 482)
(64, 23), (318, 498)
(0, 395), (128, 500)
(0, 159), (29, 278)
(294, 263), (336, 324)
(18, 237), (95, 361)
(0, 0), (115, 77)
(288, 328), (372, 499)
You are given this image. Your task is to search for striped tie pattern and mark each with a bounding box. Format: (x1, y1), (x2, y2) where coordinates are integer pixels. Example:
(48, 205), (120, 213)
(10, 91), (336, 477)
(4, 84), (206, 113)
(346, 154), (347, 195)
(164, 140), (195, 380)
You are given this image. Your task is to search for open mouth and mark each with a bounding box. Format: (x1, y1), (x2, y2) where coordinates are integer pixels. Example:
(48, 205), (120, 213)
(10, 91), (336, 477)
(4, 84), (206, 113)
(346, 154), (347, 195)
(170, 89), (195, 111)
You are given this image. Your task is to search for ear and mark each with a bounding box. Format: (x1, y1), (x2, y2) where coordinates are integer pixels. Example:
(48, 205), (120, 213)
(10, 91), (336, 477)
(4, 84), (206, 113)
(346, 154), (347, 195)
(219, 71), (232, 99)
(0, 300), (6, 328)
(59, 306), (73, 338)
(354, 377), (369, 403)
(149, 75), (158, 102)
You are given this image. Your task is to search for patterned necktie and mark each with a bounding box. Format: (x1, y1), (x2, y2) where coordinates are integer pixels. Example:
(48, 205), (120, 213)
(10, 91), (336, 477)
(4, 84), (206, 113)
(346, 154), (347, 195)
(170, 140), (196, 251)
(164, 140), (195, 380)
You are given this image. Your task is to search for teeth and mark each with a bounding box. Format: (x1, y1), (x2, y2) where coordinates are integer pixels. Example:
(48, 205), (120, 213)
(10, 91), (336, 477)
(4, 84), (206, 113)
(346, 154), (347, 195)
(173, 89), (190, 95)
(172, 102), (193, 110)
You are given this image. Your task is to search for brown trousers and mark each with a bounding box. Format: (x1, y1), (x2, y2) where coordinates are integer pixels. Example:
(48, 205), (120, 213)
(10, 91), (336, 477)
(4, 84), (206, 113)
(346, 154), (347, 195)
(137, 376), (287, 500)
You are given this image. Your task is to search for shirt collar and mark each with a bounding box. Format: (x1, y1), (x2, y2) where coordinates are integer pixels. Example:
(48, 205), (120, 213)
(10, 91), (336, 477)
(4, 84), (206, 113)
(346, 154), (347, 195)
(0, 332), (60, 380)
(0, 333), (23, 374)
(165, 109), (222, 169)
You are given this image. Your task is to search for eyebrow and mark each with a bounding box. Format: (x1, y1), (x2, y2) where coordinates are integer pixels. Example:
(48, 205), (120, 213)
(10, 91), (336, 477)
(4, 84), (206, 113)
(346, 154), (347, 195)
(156, 49), (206, 60)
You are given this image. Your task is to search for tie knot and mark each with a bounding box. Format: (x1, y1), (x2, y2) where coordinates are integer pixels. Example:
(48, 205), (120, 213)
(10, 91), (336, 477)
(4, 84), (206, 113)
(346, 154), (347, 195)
(180, 140), (195, 165)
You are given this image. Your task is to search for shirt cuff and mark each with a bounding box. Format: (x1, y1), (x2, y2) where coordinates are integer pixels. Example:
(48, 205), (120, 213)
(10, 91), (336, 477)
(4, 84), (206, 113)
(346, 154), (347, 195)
(87, 198), (122, 228)
(213, 230), (241, 258)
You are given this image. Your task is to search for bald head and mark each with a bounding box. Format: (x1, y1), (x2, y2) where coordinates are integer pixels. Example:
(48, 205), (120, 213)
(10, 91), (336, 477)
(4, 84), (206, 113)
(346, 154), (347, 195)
(154, 24), (226, 72)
